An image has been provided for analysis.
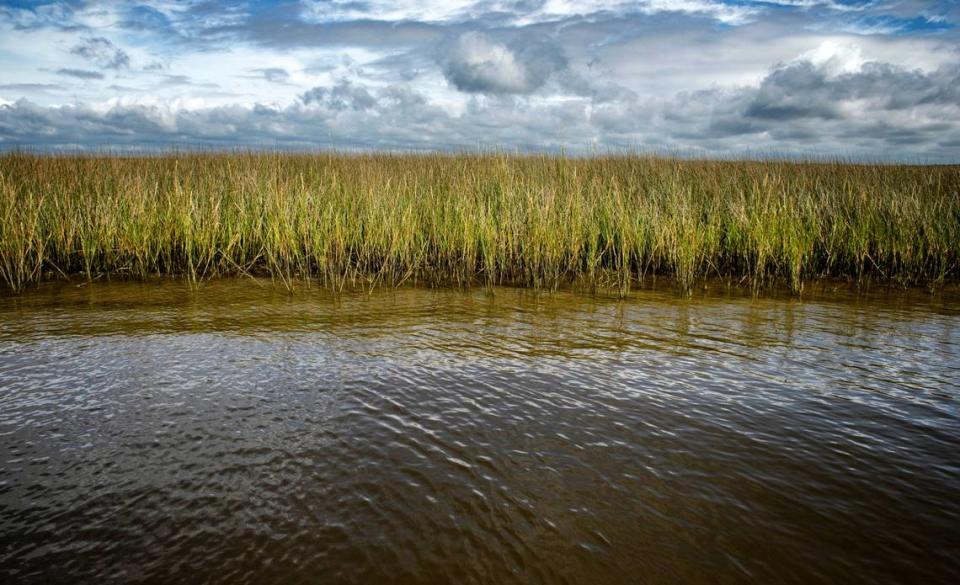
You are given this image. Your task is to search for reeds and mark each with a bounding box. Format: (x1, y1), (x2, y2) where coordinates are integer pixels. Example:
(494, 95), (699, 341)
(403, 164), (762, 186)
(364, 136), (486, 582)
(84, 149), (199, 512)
(1, 151), (957, 293)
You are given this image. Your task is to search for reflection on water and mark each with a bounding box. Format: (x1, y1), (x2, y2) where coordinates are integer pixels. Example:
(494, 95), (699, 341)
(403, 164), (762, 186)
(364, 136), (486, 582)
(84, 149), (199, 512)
(1, 280), (958, 584)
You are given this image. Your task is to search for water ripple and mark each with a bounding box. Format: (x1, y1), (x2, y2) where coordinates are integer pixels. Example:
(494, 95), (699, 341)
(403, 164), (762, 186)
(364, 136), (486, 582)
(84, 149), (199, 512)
(0, 280), (958, 584)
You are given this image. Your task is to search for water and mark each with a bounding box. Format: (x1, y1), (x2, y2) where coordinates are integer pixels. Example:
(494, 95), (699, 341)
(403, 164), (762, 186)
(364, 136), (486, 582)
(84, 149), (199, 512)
(1, 280), (958, 584)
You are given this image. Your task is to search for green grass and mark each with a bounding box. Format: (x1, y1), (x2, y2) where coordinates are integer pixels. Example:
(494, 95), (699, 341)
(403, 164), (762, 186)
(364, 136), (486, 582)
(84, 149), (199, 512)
(1, 151), (958, 294)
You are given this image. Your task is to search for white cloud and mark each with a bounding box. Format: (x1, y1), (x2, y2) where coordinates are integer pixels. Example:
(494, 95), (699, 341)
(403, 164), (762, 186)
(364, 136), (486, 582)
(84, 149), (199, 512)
(754, 1), (870, 11)
(442, 33), (535, 94)
(797, 41), (865, 76)
(299, 0), (770, 26)
(300, 0), (477, 24)
(503, 0), (760, 26)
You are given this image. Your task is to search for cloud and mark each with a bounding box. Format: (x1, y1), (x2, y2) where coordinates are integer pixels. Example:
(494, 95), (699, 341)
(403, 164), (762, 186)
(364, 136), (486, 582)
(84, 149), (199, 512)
(300, 0), (472, 24)
(1, 1), (958, 160)
(240, 11), (444, 49)
(157, 74), (219, 88)
(729, 58), (959, 127)
(797, 41), (865, 76)
(301, 80), (376, 111)
(3, 50), (959, 162)
(441, 32), (566, 94)
(517, 1), (761, 26)
(644, 48), (960, 155)
(56, 68), (105, 80)
(0, 86), (582, 152)
(0, 83), (62, 92)
(160, 75), (193, 86)
(255, 67), (290, 83)
(442, 33), (528, 94)
(70, 37), (130, 69)
(0, 1), (85, 32)
(297, 0), (765, 27)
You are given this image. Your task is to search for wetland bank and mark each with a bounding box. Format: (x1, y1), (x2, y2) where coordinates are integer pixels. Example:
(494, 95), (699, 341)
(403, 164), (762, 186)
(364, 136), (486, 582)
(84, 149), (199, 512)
(1, 154), (959, 584)
(1, 153), (958, 293)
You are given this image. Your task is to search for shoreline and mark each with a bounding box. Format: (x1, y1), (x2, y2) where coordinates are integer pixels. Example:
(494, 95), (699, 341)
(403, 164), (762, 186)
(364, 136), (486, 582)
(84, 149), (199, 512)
(6, 273), (960, 306)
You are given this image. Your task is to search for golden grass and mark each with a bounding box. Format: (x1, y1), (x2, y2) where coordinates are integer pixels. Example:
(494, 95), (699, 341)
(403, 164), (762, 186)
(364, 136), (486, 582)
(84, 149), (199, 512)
(1, 151), (957, 294)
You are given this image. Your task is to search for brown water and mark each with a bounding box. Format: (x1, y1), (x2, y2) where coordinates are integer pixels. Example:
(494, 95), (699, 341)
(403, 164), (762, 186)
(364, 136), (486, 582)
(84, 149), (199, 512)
(1, 280), (958, 584)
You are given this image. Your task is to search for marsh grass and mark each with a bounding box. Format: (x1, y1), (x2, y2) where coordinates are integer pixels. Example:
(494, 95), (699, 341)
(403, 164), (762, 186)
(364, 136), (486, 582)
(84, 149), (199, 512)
(1, 151), (957, 294)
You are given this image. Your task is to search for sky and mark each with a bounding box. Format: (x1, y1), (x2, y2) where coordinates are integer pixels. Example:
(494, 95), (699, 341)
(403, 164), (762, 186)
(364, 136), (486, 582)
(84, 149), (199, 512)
(0, 0), (958, 159)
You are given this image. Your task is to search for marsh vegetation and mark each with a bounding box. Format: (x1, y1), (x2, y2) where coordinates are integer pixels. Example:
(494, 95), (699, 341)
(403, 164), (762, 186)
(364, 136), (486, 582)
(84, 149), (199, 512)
(1, 152), (957, 293)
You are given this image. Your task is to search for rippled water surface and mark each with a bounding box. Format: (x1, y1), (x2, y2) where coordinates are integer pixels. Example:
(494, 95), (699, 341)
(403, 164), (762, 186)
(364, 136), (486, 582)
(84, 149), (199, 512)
(1, 280), (958, 584)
